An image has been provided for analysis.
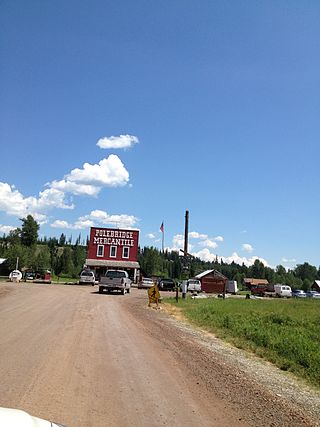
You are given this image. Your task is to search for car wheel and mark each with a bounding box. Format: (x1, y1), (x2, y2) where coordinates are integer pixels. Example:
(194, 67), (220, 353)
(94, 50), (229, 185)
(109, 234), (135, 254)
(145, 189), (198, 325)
(99, 287), (103, 294)
(127, 287), (130, 294)
(121, 288), (126, 295)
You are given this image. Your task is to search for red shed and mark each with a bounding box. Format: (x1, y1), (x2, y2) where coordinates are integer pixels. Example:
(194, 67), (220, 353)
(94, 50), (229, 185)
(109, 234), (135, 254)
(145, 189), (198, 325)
(195, 270), (227, 294)
(85, 227), (140, 282)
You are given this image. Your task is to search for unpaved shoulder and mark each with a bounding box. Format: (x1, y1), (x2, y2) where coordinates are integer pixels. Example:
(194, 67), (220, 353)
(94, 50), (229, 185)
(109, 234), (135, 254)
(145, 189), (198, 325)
(0, 283), (14, 299)
(125, 292), (320, 427)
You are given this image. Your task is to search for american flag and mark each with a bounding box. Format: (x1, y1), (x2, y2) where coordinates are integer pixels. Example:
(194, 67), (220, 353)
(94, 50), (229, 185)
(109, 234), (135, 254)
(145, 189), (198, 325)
(160, 222), (164, 233)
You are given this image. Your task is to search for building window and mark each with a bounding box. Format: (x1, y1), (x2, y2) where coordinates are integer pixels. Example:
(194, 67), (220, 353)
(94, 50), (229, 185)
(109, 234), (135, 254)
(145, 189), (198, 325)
(110, 246), (117, 258)
(97, 245), (104, 257)
(122, 247), (130, 259)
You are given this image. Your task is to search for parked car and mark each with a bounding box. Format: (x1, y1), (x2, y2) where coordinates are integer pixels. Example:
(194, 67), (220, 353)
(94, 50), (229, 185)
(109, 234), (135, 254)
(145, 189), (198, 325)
(158, 278), (175, 291)
(79, 269), (95, 285)
(138, 277), (154, 288)
(9, 270), (22, 282)
(24, 271), (36, 281)
(305, 291), (320, 298)
(292, 289), (307, 298)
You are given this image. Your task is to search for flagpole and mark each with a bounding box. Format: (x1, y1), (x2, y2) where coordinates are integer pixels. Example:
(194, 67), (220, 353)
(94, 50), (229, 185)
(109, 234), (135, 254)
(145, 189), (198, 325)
(160, 221), (164, 252)
(162, 221), (164, 252)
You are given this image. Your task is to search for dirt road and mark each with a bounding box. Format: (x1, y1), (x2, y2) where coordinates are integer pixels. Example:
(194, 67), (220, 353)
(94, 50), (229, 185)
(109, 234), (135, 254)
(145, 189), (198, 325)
(0, 283), (319, 427)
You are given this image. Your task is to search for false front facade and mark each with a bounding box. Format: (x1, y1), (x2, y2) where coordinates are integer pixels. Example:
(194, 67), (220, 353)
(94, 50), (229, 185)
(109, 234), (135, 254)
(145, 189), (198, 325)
(85, 227), (140, 282)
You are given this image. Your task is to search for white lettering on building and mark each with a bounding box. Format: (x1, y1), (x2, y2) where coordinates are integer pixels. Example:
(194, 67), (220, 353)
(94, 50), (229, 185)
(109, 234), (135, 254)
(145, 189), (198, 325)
(93, 229), (135, 247)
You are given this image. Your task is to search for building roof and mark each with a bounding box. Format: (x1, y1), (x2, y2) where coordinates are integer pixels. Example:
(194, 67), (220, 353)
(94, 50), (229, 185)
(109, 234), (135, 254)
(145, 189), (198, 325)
(0, 258), (7, 265)
(85, 259), (140, 269)
(313, 280), (320, 290)
(243, 278), (269, 285)
(195, 269), (227, 280)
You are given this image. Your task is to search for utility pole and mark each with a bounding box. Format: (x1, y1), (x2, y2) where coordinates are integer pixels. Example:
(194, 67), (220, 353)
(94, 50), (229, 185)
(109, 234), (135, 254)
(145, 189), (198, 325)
(181, 210), (190, 299)
(184, 210), (189, 257)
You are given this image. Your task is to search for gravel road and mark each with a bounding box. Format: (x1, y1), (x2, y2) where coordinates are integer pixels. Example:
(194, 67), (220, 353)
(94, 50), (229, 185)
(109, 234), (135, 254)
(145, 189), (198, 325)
(0, 283), (319, 427)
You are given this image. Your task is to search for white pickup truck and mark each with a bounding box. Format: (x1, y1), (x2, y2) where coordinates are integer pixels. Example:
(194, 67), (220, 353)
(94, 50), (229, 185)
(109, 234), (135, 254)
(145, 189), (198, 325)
(181, 279), (201, 293)
(99, 270), (131, 295)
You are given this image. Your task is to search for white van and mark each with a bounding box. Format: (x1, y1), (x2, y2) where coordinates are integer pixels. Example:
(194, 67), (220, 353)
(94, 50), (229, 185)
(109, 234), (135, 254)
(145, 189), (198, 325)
(79, 269), (95, 285)
(274, 284), (292, 298)
(227, 280), (238, 294)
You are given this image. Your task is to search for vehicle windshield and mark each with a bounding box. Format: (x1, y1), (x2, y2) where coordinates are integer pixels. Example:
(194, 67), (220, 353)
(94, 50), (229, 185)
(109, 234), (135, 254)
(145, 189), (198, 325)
(189, 280), (199, 285)
(81, 271), (94, 277)
(105, 271), (126, 278)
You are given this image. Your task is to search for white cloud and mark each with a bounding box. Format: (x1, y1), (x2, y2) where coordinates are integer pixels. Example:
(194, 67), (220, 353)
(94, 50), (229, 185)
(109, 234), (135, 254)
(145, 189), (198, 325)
(87, 210), (138, 227)
(51, 209), (138, 230)
(224, 253), (270, 267)
(282, 258), (296, 263)
(0, 152), (131, 224)
(242, 243), (254, 253)
(188, 232), (223, 246)
(189, 231), (208, 239)
(172, 234), (184, 249)
(165, 234), (194, 253)
(97, 134), (139, 149)
(147, 233), (155, 239)
(190, 249), (270, 267)
(192, 248), (217, 262)
(199, 239), (218, 249)
(49, 155), (129, 196)
(51, 220), (71, 229)
(0, 182), (72, 223)
(51, 219), (94, 230)
(0, 224), (15, 234)
(35, 188), (74, 211)
(49, 181), (100, 197)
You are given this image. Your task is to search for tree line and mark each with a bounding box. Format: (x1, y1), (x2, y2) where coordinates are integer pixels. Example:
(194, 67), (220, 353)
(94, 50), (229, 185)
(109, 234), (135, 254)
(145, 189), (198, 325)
(0, 215), (319, 289)
(0, 215), (87, 278)
(138, 248), (320, 291)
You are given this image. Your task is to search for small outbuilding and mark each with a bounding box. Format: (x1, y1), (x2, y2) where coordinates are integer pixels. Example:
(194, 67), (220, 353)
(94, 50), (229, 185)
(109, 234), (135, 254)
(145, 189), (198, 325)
(243, 278), (269, 290)
(312, 280), (320, 292)
(195, 270), (228, 294)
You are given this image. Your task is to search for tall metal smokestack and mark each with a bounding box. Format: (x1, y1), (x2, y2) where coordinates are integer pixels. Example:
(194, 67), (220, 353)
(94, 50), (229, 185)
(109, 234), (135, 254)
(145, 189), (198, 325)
(184, 210), (189, 255)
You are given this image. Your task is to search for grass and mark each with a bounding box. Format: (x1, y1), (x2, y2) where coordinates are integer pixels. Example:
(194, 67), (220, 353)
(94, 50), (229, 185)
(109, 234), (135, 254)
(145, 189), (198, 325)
(51, 274), (79, 283)
(166, 296), (320, 388)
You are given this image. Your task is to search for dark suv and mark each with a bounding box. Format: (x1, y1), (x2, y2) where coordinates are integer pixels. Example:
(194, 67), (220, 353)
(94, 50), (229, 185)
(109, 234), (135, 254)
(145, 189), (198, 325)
(158, 278), (175, 291)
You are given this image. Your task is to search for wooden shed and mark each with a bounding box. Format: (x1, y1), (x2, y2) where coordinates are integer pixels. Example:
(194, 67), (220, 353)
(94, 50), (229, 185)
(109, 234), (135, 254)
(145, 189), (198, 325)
(243, 278), (269, 290)
(195, 270), (227, 294)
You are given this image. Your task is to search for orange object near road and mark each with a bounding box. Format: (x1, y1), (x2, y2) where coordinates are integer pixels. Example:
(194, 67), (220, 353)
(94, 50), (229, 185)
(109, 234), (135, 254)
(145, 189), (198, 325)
(148, 284), (160, 306)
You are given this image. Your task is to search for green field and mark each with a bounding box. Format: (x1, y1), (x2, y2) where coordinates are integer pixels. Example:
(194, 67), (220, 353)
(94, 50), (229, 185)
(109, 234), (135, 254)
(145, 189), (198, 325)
(166, 297), (320, 388)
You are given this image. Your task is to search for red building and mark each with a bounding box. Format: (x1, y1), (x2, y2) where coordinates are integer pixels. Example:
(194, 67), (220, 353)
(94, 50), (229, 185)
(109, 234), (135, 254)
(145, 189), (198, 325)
(195, 270), (227, 294)
(85, 227), (140, 282)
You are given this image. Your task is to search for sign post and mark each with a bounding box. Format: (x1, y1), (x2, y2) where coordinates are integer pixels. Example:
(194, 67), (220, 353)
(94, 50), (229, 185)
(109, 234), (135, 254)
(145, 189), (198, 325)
(148, 284), (160, 308)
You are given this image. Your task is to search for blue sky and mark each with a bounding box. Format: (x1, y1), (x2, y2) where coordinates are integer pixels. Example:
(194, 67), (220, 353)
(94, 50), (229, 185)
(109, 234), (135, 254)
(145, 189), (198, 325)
(1, 0), (319, 269)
